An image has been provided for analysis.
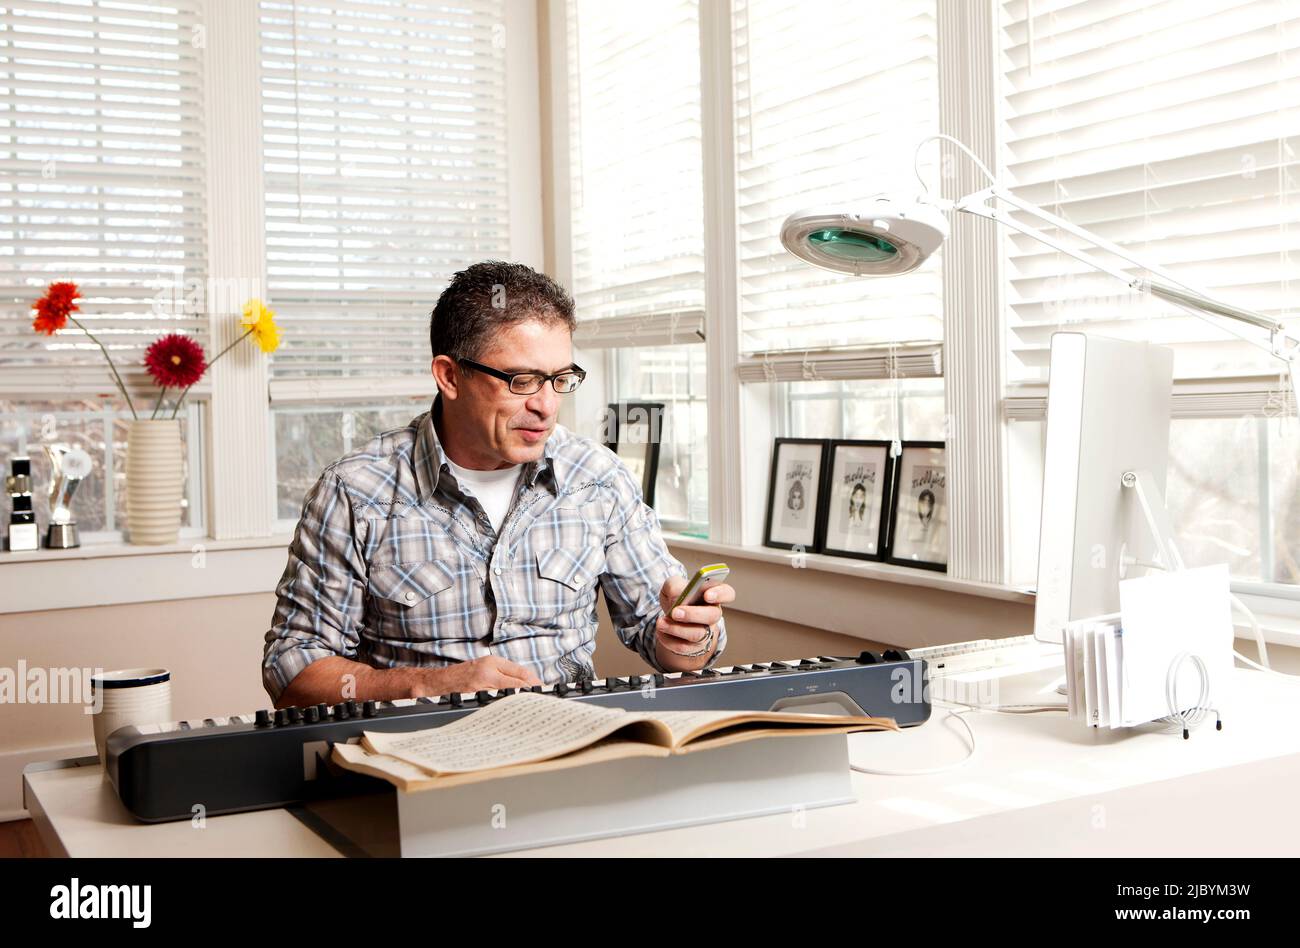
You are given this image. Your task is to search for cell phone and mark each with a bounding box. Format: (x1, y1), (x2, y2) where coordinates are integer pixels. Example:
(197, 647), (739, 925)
(672, 563), (730, 611)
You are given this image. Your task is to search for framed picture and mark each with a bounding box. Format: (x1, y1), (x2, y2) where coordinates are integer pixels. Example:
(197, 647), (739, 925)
(763, 438), (829, 552)
(885, 441), (948, 572)
(820, 439), (894, 561)
(604, 402), (664, 506)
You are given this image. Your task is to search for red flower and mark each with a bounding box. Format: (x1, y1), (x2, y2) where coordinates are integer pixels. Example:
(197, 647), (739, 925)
(32, 281), (80, 335)
(144, 333), (207, 388)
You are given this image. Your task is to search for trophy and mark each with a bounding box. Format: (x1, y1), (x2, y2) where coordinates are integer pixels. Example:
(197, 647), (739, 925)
(4, 456), (38, 552)
(42, 444), (93, 549)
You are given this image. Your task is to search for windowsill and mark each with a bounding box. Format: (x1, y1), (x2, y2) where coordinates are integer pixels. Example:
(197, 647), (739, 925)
(662, 530), (1036, 604)
(0, 533), (292, 564)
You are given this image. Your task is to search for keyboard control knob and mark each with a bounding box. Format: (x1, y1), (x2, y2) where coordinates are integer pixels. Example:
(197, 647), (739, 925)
(316, 703), (330, 719)
(554, 681), (569, 697)
(255, 709), (273, 728)
(345, 699), (359, 716)
(579, 678), (594, 694)
(362, 700), (377, 717)
(475, 690), (491, 704)
(274, 709), (289, 727)
(856, 650), (881, 665)
(500, 688), (516, 697)
(287, 707), (303, 724)
(653, 673), (666, 687)
(303, 706), (320, 723)
(333, 702), (350, 720)
(882, 649), (908, 662)
(449, 693), (463, 708)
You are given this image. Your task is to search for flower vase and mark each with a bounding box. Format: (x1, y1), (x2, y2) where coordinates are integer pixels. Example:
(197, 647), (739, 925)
(124, 419), (184, 545)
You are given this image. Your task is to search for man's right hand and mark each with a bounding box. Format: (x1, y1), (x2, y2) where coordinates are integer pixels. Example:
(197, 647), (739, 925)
(407, 655), (543, 698)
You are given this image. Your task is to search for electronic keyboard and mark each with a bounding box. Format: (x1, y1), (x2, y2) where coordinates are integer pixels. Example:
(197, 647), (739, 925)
(105, 651), (929, 822)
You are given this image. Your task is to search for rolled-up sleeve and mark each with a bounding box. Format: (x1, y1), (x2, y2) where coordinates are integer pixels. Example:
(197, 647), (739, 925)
(598, 461), (727, 671)
(262, 469), (369, 703)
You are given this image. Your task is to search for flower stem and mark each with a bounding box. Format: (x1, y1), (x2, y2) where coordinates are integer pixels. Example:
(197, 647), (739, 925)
(169, 326), (254, 420)
(150, 385), (167, 420)
(68, 315), (137, 419)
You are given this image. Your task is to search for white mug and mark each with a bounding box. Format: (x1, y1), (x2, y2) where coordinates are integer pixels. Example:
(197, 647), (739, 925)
(91, 668), (172, 771)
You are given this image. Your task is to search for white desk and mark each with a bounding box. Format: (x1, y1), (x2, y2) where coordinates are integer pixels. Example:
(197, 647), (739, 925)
(23, 659), (1300, 857)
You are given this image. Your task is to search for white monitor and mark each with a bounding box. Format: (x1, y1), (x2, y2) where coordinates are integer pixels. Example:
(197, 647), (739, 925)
(1033, 332), (1176, 644)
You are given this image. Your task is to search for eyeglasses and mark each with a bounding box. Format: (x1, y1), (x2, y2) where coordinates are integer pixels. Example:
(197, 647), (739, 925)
(458, 358), (587, 395)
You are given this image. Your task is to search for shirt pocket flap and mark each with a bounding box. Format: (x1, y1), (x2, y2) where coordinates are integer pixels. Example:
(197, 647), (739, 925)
(555, 483), (600, 510)
(536, 546), (601, 592)
(367, 561), (456, 606)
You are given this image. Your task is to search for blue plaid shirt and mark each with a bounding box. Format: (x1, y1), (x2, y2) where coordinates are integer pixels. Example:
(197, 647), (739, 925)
(262, 400), (724, 702)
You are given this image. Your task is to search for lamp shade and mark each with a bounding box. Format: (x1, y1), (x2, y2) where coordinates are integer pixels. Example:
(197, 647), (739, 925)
(779, 195), (949, 276)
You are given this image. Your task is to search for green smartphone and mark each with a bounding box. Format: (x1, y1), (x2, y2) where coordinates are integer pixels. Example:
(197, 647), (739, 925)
(672, 562), (731, 610)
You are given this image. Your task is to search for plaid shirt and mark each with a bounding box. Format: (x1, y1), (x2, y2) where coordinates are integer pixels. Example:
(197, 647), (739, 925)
(262, 400), (724, 702)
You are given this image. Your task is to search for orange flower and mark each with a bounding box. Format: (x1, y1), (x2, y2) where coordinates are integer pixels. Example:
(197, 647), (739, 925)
(32, 281), (81, 335)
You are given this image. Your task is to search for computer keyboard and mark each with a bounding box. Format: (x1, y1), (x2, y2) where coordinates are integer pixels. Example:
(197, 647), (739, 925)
(909, 634), (1061, 677)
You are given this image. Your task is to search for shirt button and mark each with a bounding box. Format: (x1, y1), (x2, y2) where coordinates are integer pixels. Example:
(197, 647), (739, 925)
(494, 567), (502, 575)
(404, 591), (416, 602)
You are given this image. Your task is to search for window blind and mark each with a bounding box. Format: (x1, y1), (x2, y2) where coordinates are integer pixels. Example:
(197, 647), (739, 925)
(733, 0), (943, 355)
(0, 0), (208, 396)
(1001, 0), (1300, 385)
(566, 0), (705, 329)
(260, 0), (509, 382)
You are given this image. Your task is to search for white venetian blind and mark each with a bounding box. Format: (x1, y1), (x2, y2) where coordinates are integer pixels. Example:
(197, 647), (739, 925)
(566, 0), (704, 333)
(1002, 0), (1300, 385)
(260, 0), (509, 381)
(733, 0), (942, 355)
(0, 0), (208, 396)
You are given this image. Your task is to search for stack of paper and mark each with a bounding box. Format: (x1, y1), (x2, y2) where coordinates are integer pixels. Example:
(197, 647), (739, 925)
(1065, 564), (1234, 729)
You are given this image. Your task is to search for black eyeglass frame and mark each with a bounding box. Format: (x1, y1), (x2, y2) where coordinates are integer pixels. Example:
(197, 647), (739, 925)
(457, 357), (587, 395)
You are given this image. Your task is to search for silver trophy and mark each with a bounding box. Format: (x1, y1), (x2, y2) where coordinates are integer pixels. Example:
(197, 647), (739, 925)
(43, 444), (92, 549)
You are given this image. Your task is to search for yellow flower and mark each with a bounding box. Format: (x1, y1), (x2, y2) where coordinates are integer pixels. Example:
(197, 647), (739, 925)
(241, 298), (281, 354)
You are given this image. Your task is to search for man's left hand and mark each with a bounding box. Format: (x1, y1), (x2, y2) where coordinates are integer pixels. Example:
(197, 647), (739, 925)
(654, 575), (735, 669)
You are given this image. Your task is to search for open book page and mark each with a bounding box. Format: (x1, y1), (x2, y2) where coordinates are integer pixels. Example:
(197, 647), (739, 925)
(361, 691), (671, 775)
(332, 736), (671, 792)
(649, 709), (898, 747)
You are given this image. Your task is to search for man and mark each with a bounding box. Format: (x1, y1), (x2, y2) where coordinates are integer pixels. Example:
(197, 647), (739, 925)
(263, 261), (735, 708)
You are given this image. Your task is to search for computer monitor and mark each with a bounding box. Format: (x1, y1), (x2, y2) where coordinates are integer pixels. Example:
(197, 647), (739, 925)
(1033, 332), (1176, 644)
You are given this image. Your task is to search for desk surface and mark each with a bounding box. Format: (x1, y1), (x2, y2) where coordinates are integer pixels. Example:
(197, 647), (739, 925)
(23, 658), (1300, 857)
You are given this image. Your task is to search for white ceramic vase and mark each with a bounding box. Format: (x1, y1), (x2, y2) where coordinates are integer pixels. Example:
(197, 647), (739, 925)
(125, 418), (184, 545)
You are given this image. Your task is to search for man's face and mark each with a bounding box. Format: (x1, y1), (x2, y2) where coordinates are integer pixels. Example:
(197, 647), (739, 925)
(446, 318), (575, 468)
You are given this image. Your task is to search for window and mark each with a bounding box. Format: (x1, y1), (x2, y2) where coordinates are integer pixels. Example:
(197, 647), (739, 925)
(0, 0), (210, 393)
(732, 0), (942, 354)
(781, 377), (946, 443)
(0, 1), (209, 539)
(1000, 0), (1299, 383)
(260, 0), (510, 382)
(611, 345), (708, 530)
(271, 398), (429, 524)
(0, 397), (204, 542)
(1000, 0), (1300, 590)
(564, 0), (708, 527)
(565, 0), (704, 323)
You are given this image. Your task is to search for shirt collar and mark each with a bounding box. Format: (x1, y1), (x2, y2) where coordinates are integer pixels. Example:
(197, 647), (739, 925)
(413, 395), (567, 500)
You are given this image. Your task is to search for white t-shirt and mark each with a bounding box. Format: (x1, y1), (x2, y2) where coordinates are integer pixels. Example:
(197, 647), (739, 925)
(444, 456), (523, 534)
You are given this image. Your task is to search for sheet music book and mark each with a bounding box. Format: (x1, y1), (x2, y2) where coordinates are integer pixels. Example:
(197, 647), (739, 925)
(331, 690), (898, 792)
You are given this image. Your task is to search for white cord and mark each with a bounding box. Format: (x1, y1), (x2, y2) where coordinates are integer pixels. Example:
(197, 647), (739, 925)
(850, 707), (977, 776)
(913, 133), (997, 194)
(1229, 592), (1269, 668)
(1160, 651), (1216, 738)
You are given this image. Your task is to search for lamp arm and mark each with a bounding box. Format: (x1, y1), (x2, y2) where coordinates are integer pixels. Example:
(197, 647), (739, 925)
(952, 184), (1299, 379)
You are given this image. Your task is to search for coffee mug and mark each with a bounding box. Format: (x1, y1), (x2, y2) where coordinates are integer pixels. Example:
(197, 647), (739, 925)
(90, 668), (172, 770)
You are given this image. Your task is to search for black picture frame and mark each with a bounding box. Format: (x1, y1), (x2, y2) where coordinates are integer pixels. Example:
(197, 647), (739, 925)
(818, 439), (895, 562)
(884, 440), (948, 572)
(603, 402), (664, 507)
(763, 438), (830, 553)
